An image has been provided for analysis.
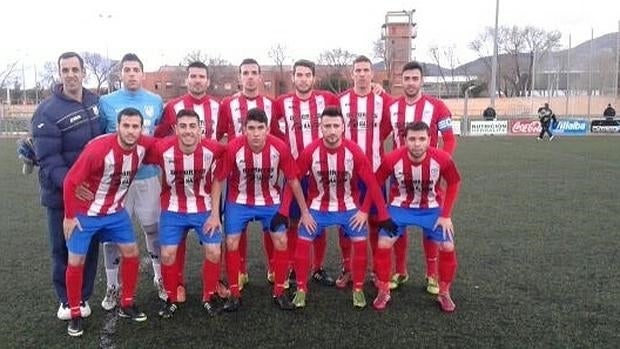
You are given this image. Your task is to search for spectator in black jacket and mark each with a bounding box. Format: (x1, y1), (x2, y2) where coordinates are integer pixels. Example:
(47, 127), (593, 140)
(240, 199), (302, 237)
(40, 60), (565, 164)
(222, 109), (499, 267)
(603, 104), (615, 120)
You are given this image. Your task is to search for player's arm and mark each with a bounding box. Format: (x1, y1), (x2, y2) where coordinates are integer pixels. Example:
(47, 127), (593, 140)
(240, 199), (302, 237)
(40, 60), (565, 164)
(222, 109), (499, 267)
(360, 156), (392, 213)
(279, 146), (312, 217)
(270, 98), (286, 141)
(204, 145), (227, 236)
(216, 101), (229, 142)
(280, 148), (316, 233)
(62, 148), (95, 220)
(434, 157), (462, 237)
(153, 103), (175, 138)
(437, 102), (457, 155)
(354, 148), (390, 220)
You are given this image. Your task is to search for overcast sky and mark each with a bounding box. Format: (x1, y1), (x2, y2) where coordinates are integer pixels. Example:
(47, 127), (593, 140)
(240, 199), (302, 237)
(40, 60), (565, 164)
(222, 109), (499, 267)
(2, 0), (619, 88)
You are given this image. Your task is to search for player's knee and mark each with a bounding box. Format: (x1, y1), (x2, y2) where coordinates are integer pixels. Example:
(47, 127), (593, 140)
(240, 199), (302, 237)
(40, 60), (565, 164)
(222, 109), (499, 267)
(143, 224), (158, 235)
(68, 253), (86, 266)
(226, 236), (240, 251)
(160, 248), (176, 265)
(377, 237), (395, 249)
(119, 244), (140, 258)
(439, 241), (455, 252)
(270, 233), (287, 250)
(204, 245), (221, 263)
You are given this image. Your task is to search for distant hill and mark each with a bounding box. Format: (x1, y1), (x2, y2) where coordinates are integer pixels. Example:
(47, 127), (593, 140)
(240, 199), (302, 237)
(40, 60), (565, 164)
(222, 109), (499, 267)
(420, 32), (619, 76)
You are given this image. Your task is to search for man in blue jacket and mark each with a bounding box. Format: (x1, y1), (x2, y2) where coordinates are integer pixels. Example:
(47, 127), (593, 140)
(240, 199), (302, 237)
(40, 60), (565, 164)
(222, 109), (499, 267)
(31, 51), (103, 320)
(98, 53), (165, 310)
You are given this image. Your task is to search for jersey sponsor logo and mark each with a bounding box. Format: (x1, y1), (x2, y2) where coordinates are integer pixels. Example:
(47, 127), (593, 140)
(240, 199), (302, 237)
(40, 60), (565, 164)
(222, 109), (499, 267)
(69, 114), (82, 124)
(438, 118), (452, 130)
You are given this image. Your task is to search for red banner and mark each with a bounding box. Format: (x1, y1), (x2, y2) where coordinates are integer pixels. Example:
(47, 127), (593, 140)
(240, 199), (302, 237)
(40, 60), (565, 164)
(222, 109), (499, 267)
(509, 120), (541, 135)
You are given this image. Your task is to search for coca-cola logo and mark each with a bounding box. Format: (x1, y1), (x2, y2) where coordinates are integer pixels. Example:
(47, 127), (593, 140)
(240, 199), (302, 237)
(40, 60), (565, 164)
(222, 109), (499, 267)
(511, 120), (541, 134)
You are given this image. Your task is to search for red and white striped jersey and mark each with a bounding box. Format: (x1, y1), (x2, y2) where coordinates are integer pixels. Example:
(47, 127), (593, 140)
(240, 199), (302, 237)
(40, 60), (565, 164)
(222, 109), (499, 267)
(144, 136), (226, 213)
(63, 134), (156, 218)
(218, 134), (297, 206)
(385, 94), (456, 153)
(374, 147), (461, 216)
(155, 94), (220, 140)
(272, 90), (338, 159)
(217, 95), (274, 140)
(338, 90), (392, 171)
(295, 138), (386, 215)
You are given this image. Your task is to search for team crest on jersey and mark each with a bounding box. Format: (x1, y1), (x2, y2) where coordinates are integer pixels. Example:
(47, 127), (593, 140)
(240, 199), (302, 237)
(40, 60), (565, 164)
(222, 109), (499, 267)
(92, 105), (99, 116)
(144, 105), (155, 118)
(431, 167), (440, 177)
(345, 158), (353, 169)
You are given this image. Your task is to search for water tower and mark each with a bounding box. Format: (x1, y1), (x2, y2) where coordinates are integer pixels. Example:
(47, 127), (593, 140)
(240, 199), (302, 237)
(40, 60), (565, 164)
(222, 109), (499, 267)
(381, 10), (417, 94)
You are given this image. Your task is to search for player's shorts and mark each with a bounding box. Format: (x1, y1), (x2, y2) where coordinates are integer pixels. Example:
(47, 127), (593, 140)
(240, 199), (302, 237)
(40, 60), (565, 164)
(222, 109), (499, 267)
(288, 176), (309, 220)
(124, 176), (161, 227)
(299, 209), (368, 241)
(384, 206), (452, 242)
(160, 210), (222, 245)
(224, 202), (284, 235)
(67, 210), (136, 255)
(358, 181), (386, 216)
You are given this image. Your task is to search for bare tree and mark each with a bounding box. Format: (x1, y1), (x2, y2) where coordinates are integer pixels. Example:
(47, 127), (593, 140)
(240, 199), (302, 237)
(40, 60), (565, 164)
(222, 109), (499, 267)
(38, 61), (59, 90)
(0, 61), (19, 90)
(268, 44), (288, 95)
(523, 26), (561, 96)
(429, 46), (448, 96)
(317, 48), (356, 93)
(81, 52), (116, 95)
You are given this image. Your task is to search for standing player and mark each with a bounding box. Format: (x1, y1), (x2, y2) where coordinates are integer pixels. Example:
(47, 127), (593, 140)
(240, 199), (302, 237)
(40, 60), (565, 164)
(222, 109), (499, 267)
(31, 52), (101, 320)
(537, 102), (557, 141)
(384, 61), (457, 294)
(98, 53), (165, 309)
(63, 107), (155, 336)
(146, 109), (226, 318)
(336, 55), (392, 288)
(271, 59), (338, 287)
(368, 121), (461, 312)
(281, 106), (396, 309)
(212, 108), (313, 311)
(217, 58), (276, 288)
(154, 60), (221, 303)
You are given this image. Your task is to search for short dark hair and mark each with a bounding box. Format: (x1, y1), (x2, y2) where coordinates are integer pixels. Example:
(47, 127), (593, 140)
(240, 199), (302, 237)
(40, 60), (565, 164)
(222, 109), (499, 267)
(239, 58), (260, 73)
(121, 53), (144, 71)
(187, 61), (209, 77)
(405, 121), (430, 135)
(293, 59), (315, 76)
(320, 105), (344, 122)
(57, 52), (84, 70)
(402, 61), (424, 76)
(246, 107), (268, 126)
(117, 107), (144, 125)
(176, 109), (200, 122)
(353, 55), (372, 66)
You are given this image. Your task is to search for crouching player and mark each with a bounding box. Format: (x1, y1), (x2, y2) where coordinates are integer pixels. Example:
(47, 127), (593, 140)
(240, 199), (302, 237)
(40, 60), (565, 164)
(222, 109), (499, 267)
(62, 107), (155, 336)
(146, 109), (227, 318)
(369, 121), (461, 312)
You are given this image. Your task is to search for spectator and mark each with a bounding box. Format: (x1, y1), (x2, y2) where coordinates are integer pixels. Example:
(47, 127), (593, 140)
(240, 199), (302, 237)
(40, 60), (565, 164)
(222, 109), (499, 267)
(483, 106), (497, 120)
(603, 104), (615, 120)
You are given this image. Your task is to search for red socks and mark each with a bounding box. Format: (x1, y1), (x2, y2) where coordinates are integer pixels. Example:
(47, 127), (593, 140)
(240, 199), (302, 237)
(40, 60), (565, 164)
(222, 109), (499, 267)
(423, 236), (439, 279)
(273, 249), (289, 296)
(294, 239), (312, 292)
(438, 250), (457, 294)
(240, 230), (248, 274)
(161, 262), (178, 303)
(120, 256), (139, 308)
(176, 235), (187, 286)
(352, 240), (367, 290)
(339, 229), (352, 272)
(394, 233), (409, 275)
(66, 264), (83, 318)
(262, 231), (274, 272)
(287, 225), (298, 268)
(202, 259), (220, 301)
(375, 247), (391, 289)
(226, 249), (241, 297)
(312, 232), (327, 271)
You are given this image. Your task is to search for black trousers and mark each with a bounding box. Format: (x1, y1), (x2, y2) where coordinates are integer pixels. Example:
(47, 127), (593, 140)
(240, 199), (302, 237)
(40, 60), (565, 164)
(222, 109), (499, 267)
(539, 121), (553, 138)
